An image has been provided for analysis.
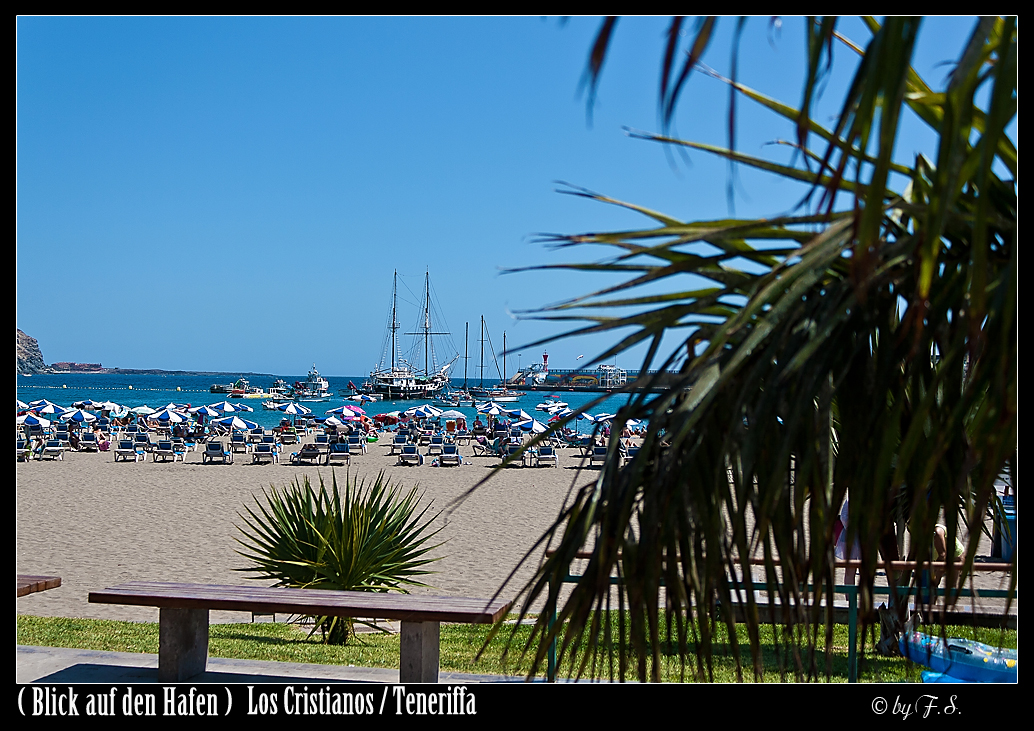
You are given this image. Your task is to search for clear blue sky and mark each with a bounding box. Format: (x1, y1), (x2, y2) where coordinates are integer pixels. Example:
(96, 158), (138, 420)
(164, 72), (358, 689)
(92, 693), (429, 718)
(17, 16), (987, 376)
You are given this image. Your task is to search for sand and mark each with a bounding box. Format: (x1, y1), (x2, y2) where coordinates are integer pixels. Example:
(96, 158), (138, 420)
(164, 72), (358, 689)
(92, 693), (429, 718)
(16, 436), (596, 623)
(17, 435), (1014, 625)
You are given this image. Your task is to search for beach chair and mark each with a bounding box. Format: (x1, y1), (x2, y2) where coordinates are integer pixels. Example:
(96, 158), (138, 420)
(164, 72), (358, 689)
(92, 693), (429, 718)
(279, 428), (299, 445)
(153, 440), (183, 463)
(439, 444), (463, 466)
(289, 444), (323, 465)
(589, 446), (611, 468)
(229, 433), (250, 454)
(390, 434), (408, 455)
(501, 443), (525, 467)
(17, 439), (30, 462)
(347, 435), (366, 455)
(251, 443), (279, 464)
(427, 435), (445, 456)
(134, 433), (156, 453)
(114, 440), (144, 463)
(326, 442), (351, 466)
(79, 431), (99, 452)
(313, 434), (330, 452)
(40, 439), (65, 461)
(397, 444), (424, 466)
(202, 441), (233, 464)
(535, 445), (559, 468)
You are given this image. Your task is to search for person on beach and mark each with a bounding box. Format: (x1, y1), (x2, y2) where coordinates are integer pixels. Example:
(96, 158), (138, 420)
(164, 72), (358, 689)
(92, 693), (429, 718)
(835, 499), (862, 586)
(93, 426), (111, 451)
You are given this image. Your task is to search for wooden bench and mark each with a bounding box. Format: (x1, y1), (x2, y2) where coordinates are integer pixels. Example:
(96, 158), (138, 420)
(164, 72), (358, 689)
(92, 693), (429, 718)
(17, 574), (61, 597)
(89, 581), (511, 682)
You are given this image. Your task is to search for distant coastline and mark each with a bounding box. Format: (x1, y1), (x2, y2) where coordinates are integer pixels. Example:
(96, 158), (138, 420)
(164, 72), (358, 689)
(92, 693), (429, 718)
(21, 368), (276, 378)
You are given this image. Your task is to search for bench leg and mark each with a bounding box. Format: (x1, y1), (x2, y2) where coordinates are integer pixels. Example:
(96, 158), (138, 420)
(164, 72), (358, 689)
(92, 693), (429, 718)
(399, 620), (439, 683)
(159, 607), (209, 682)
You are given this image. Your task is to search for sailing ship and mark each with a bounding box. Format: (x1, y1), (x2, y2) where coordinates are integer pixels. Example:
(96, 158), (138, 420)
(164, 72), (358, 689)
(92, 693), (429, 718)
(364, 270), (458, 400)
(467, 317), (522, 402)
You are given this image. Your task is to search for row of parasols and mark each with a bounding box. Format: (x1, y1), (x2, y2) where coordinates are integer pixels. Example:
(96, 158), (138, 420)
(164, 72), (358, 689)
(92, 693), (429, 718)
(16, 398), (370, 432)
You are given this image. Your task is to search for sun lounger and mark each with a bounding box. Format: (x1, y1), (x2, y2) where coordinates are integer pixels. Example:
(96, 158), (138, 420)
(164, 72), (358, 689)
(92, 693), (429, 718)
(439, 444), (462, 466)
(251, 443), (278, 464)
(326, 442), (351, 466)
(114, 440), (145, 463)
(229, 433), (250, 453)
(279, 429), (299, 445)
(153, 440), (184, 463)
(289, 445), (323, 465)
(202, 441), (233, 464)
(78, 432), (99, 451)
(500, 442), (525, 467)
(390, 434), (408, 455)
(347, 435), (366, 455)
(16, 439), (30, 462)
(535, 445), (558, 467)
(40, 439), (65, 461)
(589, 445), (612, 468)
(427, 435), (445, 456)
(397, 444), (424, 466)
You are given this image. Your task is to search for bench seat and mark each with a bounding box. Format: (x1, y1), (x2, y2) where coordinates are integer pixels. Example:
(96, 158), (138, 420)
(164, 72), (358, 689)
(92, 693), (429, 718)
(17, 574), (61, 597)
(89, 581), (511, 682)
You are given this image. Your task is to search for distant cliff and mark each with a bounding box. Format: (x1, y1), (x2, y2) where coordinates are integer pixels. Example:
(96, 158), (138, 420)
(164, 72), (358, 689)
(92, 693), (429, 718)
(17, 329), (49, 374)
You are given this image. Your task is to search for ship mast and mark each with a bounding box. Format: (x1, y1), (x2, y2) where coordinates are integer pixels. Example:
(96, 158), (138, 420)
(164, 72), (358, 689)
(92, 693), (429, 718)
(463, 322), (468, 389)
(390, 270), (398, 373)
(479, 316), (485, 389)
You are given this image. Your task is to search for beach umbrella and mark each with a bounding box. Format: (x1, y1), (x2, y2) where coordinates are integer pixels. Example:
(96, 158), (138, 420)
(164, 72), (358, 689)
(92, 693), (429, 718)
(440, 410), (466, 420)
(278, 402), (312, 416)
(17, 400), (28, 411)
(233, 403), (254, 412)
(72, 399), (105, 410)
(326, 405), (361, 416)
(504, 408), (532, 421)
(213, 415), (259, 431)
(189, 405), (223, 418)
(17, 413), (51, 427)
(98, 401), (123, 412)
(207, 401), (240, 413)
(59, 408), (98, 424)
(349, 394), (376, 403)
(31, 402), (69, 416)
(161, 402), (191, 412)
(131, 405), (157, 415)
(515, 417), (547, 433)
(150, 408), (190, 423)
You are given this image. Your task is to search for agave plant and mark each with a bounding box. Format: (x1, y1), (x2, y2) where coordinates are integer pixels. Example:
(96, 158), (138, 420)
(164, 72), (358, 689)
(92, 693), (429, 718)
(235, 470), (444, 644)
(496, 17), (1015, 681)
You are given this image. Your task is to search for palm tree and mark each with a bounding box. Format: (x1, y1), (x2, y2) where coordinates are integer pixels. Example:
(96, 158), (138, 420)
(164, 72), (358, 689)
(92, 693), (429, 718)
(498, 17), (1015, 681)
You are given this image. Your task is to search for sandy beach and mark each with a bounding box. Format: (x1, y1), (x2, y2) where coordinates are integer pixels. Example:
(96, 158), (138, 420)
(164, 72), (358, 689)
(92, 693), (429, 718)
(17, 433), (1014, 625)
(16, 435), (596, 624)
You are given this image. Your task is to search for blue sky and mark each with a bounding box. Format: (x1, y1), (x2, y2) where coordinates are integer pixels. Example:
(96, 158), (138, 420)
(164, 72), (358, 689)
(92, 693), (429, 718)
(17, 16), (988, 376)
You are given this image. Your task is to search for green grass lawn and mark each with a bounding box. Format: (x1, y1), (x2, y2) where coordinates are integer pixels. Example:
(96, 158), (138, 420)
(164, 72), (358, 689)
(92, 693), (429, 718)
(17, 614), (1016, 683)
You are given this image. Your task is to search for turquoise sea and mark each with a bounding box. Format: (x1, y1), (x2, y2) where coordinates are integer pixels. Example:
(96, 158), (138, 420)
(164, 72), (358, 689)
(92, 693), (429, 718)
(16, 373), (644, 431)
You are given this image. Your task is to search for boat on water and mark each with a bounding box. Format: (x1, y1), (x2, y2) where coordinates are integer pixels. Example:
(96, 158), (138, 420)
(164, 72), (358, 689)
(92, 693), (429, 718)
(466, 317), (523, 403)
(364, 270), (458, 400)
(292, 365), (331, 402)
(510, 351), (630, 392)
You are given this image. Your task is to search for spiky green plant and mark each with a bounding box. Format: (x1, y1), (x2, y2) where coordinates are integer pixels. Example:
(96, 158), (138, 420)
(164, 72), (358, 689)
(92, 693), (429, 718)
(494, 17), (1015, 682)
(235, 470), (444, 644)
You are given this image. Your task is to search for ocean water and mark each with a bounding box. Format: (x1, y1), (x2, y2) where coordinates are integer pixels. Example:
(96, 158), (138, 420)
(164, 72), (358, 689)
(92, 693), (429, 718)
(16, 373), (647, 431)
